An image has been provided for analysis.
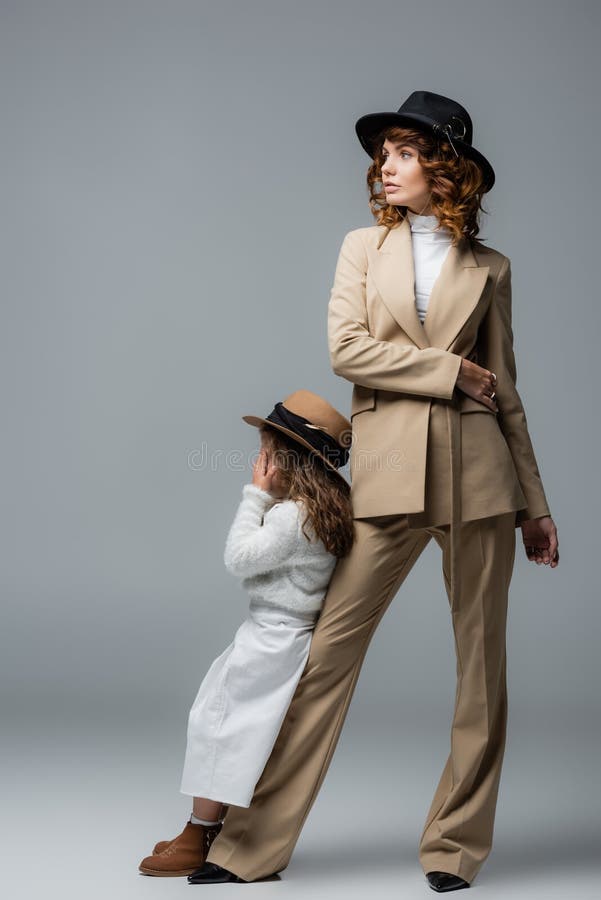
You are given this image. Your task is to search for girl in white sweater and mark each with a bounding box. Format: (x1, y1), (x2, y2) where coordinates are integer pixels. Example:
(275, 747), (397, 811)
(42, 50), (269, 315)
(139, 390), (353, 878)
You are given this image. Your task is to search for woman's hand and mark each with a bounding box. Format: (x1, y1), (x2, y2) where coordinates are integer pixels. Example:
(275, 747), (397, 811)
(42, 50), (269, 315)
(455, 358), (499, 412)
(252, 447), (280, 496)
(520, 515), (559, 567)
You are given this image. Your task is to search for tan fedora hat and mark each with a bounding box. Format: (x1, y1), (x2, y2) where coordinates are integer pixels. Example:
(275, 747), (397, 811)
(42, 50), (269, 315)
(242, 389), (352, 486)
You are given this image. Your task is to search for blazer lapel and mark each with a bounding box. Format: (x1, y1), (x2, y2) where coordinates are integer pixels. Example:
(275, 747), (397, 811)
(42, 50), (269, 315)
(371, 215), (490, 351)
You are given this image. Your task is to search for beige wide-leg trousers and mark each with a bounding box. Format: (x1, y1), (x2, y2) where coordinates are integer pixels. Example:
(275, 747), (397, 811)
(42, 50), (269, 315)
(206, 509), (517, 884)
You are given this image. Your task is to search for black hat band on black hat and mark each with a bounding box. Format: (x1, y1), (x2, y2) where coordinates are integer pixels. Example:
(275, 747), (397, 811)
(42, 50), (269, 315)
(432, 120), (465, 158)
(265, 402), (349, 469)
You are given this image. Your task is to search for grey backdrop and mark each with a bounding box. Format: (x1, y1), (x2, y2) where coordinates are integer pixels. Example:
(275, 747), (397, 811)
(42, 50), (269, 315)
(2, 1), (598, 897)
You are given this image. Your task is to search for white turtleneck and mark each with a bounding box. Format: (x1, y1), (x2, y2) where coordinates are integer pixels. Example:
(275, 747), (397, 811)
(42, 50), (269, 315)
(406, 209), (453, 324)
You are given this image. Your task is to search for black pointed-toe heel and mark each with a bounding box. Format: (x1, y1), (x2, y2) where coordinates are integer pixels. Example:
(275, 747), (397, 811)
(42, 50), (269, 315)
(426, 870), (470, 892)
(188, 861), (247, 883)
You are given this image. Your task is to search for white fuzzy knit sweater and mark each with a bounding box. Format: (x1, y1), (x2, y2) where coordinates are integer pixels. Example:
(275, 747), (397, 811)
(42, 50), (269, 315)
(223, 483), (338, 616)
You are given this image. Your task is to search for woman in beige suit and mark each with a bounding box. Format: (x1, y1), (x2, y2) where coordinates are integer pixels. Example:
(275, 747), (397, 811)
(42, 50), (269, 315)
(189, 91), (560, 892)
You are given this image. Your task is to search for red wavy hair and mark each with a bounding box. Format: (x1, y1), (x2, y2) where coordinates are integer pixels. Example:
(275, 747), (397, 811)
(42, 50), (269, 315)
(365, 125), (490, 245)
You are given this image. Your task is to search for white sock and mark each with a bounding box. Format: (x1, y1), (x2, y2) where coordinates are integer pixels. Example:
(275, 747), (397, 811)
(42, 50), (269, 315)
(190, 812), (222, 826)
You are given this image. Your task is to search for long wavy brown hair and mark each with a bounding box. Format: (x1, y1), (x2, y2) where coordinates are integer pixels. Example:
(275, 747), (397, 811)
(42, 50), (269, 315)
(259, 424), (354, 559)
(365, 125), (490, 245)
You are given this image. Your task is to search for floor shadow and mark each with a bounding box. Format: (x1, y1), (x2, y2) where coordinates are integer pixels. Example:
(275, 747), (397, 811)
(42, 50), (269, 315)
(276, 829), (600, 883)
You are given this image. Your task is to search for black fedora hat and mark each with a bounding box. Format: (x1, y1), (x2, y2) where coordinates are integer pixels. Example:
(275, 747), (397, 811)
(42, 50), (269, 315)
(355, 90), (495, 192)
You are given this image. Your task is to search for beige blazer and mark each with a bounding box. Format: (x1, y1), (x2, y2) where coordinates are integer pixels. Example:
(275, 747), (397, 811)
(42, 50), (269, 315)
(327, 216), (551, 607)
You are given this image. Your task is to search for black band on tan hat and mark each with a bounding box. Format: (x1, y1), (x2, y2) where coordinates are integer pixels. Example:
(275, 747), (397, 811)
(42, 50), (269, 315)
(265, 402), (349, 469)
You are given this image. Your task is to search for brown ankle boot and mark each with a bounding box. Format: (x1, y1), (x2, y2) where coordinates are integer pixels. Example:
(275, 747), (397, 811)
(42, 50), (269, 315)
(151, 806), (229, 855)
(152, 838), (174, 855)
(139, 819), (222, 877)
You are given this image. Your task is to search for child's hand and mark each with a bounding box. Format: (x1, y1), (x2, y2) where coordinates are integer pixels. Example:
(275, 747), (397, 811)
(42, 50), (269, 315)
(252, 447), (279, 496)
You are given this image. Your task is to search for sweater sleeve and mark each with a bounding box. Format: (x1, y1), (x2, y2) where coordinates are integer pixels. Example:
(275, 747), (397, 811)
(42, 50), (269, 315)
(223, 484), (301, 578)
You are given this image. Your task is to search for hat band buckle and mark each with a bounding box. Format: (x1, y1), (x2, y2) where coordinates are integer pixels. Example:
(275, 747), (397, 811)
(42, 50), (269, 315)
(432, 115), (467, 158)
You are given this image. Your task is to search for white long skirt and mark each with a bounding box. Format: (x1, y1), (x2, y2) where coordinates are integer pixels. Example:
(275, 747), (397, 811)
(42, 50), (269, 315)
(179, 602), (318, 808)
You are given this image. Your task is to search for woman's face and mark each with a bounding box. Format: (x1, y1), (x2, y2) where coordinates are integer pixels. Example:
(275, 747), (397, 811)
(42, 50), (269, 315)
(380, 139), (432, 215)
